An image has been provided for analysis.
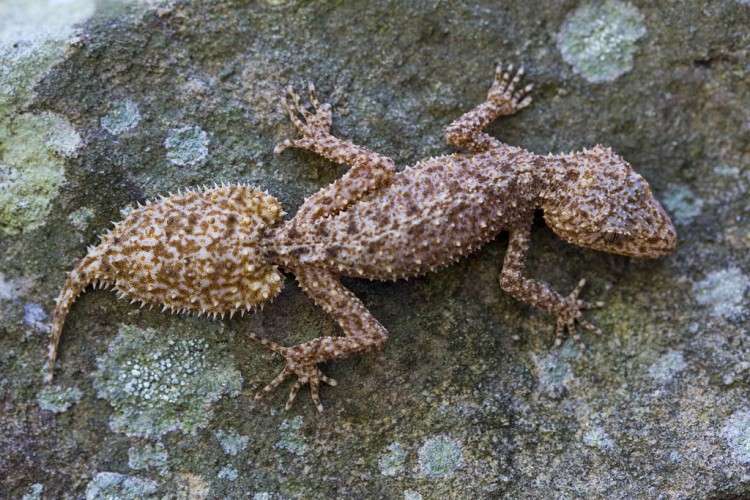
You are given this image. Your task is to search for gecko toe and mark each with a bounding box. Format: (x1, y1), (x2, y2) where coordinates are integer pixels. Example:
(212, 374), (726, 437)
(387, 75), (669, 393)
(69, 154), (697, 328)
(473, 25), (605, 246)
(285, 380), (303, 410)
(255, 366), (292, 400)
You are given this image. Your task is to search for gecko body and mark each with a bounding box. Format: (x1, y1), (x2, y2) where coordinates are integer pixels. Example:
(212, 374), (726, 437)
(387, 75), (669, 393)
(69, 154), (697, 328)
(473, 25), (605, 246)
(46, 65), (676, 412)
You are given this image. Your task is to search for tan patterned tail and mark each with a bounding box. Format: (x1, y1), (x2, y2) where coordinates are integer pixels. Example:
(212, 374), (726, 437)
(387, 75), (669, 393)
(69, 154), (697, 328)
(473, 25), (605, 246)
(45, 252), (107, 382)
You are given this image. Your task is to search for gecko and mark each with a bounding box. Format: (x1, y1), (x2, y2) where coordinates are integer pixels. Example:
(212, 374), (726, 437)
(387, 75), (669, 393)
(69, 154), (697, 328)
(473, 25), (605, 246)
(45, 64), (677, 412)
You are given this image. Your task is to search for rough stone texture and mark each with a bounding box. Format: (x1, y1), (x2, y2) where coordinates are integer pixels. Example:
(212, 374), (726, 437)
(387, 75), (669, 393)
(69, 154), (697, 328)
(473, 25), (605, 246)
(1, 0), (749, 498)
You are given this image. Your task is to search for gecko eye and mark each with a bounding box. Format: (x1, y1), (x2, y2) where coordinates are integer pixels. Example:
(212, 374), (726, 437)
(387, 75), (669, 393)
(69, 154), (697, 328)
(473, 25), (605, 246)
(602, 232), (624, 244)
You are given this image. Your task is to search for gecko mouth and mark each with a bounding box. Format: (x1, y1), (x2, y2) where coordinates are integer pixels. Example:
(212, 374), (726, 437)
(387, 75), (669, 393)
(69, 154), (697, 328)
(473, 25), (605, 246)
(590, 215), (677, 258)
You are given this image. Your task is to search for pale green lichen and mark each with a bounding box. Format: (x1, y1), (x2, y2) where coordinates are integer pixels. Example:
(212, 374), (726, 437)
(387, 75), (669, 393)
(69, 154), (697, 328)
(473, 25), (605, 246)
(164, 125), (209, 167)
(417, 435), (463, 479)
(21, 483), (43, 500)
(102, 99), (141, 135)
(557, 0), (647, 83)
(214, 429), (250, 456)
(722, 410), (750, 464)
(84, 472), (158, 500)
(274, 416), (307, 456)
(378, 442), (407, 477)
(648, 350), (687, 384)
(37, 385), (82, 413)
(663, 184), (703, 225)
(92, 322), (243, 438)
(128, 442), (169, 473)
(217, 465), (239, 481)
(693, 267), (750, 320)
(0, 111), (81, 235)
(0, 1), (90, 236)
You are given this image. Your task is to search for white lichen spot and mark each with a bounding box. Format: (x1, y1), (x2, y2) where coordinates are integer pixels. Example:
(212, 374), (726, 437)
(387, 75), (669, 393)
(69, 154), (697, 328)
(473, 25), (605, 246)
(217, 465), (239, 481)
(403, 490), (423, 500)
(722, 410), (750, 464)
(532, 347), (575, 400)
(582, 425), (616, 451)
(0, 273), (15, 301)
(24, 302), (49, 332)
(417, 435), (464, 479)
(92, 323), (243, 438)
(214, 429), (250, 456)
(263, 0), (295, 6)
(0, 272), (31, 301)
(102, 99), (141, 135)
(648, 350), (687, 384)
(128, 442), (169, 473)
(68, 206), (95, 232)
(84, 472), (157, 500)
(252, 492), (274, 500)
(557, 0), (647, 83)
(21, 483), (43, 500)
(379, 442), (407, 477)
(37, 384), (82, 413)
(164, 125), (209, 167)
(274, 416), (307, 456)
(662, 184), (703, 225)
(693, 267), (750, 320)
(714, 164), (741, 177)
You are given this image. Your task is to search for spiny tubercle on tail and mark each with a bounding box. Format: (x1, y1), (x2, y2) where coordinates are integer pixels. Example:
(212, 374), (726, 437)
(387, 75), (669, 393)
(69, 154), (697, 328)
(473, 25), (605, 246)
(46, 183), (286, 382)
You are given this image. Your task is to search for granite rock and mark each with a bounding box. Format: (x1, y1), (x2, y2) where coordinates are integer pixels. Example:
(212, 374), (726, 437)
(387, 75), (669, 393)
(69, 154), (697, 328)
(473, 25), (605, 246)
(1, 0), (749, 497)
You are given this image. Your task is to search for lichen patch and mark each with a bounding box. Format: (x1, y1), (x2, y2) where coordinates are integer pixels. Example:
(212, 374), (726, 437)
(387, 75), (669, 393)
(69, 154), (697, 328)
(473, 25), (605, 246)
(92, 323), (242, 438)
(164, 125), (209, 167)
(557, 0), (647, 83)
(102, 99), (141, 135)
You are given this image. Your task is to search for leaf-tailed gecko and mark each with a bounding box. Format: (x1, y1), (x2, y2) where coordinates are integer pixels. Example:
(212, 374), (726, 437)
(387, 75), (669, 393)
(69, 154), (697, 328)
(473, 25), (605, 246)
(45, 64), (677, 412)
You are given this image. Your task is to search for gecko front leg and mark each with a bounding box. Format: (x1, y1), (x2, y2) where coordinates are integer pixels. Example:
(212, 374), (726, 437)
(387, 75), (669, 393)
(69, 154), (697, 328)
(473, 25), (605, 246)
(445, 63), (533, 153)
(500, 223), (603, 346)
(250, 266), (388, 412)
(275, 83), (396, 222)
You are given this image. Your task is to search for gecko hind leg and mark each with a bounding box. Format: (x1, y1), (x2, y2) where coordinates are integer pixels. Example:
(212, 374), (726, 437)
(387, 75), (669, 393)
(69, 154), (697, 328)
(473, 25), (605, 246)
(249, 267), (388, 412)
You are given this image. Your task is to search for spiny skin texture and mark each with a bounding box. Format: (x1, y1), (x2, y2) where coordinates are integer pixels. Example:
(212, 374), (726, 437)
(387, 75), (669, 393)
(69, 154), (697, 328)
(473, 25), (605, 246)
(46, 65), (677, 412)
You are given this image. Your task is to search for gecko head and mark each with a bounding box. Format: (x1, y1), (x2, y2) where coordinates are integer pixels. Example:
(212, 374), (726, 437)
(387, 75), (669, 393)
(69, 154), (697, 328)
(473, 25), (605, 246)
(542, 146), (677, 258)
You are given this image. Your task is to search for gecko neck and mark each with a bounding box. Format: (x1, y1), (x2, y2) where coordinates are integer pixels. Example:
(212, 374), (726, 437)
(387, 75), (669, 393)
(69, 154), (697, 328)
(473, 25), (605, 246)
(537, 150), (587, 204)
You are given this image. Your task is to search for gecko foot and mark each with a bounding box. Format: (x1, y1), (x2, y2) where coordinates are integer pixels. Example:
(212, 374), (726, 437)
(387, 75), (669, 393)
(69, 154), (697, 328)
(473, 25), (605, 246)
(554, 279), (604, 349)
(248, 333), (337, 413)
(487, 62), (533, 114)
(274, 82), (333, 155)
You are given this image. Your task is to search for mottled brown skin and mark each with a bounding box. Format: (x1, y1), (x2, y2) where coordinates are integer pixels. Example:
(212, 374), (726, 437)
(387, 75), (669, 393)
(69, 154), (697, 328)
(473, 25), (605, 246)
(46, 65), (676, 412)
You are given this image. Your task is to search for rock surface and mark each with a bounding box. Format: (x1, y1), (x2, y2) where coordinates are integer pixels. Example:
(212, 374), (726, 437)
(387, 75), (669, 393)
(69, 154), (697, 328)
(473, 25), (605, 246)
(1, 0), (749, 497)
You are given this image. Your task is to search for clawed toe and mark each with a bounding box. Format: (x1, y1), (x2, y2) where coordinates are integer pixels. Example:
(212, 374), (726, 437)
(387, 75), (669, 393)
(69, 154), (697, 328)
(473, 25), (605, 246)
(277, 81), (332, 150)
(489, 62), (534, 111)
(553, 279), (604, 349)
(250, 335), (338, 413)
